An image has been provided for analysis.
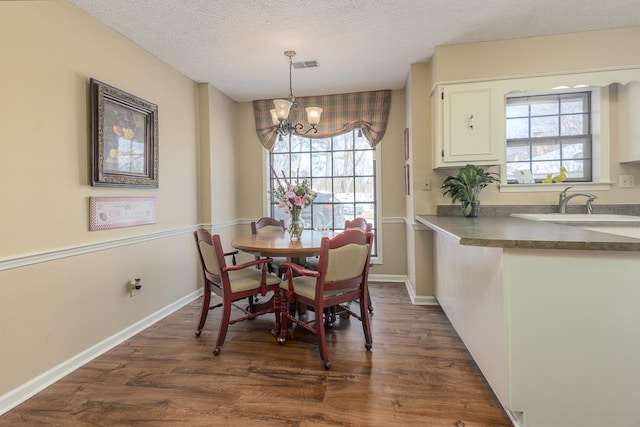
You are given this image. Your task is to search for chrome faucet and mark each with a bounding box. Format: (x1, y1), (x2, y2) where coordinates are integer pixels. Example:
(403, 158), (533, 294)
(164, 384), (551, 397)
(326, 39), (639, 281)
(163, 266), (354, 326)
(558, 186), (598, 214)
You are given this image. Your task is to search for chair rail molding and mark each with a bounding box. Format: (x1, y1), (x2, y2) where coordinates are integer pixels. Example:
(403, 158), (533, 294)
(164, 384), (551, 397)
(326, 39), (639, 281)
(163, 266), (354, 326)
(0, 219), (249, 272)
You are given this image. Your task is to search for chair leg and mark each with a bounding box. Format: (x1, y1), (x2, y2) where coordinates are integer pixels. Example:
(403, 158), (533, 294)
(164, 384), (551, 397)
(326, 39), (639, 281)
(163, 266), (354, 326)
(271, 290), (281, 337)
(360, 296), (373, 351)
(367, 293), (374, 314)
(214, 299), (232, 355)
(316, 304), (331, 369)
(195, 284), (211, 337)
(278, 289), (289, 344)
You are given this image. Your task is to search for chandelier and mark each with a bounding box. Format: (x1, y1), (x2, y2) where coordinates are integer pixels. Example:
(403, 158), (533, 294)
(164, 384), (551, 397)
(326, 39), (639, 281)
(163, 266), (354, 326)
(270, 50), (323, 137)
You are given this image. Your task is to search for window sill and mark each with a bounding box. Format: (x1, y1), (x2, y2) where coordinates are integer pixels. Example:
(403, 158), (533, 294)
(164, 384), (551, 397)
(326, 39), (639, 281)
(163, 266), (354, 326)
(499, 181), (614, 193)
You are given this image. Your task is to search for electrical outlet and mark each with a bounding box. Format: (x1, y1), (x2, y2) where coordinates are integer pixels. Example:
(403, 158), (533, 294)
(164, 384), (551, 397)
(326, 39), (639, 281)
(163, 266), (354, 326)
(129, 278), (141, 297)
(619, 175), (635, 188)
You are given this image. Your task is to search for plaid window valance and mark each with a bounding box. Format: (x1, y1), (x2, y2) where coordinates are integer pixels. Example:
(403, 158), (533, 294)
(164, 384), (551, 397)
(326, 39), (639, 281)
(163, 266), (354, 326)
(253, 90), (391, 151)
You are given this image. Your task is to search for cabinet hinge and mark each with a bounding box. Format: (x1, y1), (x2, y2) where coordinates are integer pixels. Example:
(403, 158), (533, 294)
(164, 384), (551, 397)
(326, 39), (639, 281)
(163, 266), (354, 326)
(441, 149), (444, 158)
(441, 92), (444, 100)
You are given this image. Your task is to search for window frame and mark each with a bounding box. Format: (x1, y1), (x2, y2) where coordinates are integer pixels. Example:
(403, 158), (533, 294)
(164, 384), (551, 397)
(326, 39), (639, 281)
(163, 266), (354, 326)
(264, 129), (380, 257)
(505, 90), (593, 184)
(499, 85), (611, 193)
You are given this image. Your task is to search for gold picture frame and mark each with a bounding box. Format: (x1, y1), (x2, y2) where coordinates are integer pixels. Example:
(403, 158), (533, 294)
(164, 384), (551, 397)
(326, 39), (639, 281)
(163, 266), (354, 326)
(90, 78), (158, 187)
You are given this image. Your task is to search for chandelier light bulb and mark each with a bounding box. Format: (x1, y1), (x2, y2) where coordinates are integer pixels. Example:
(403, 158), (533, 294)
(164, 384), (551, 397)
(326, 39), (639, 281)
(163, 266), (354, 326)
(305, 107), (323, 126)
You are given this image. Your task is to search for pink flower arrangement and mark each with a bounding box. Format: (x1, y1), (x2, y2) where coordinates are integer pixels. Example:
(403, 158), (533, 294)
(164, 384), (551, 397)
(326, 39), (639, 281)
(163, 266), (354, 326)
(271, 166), (316, 214)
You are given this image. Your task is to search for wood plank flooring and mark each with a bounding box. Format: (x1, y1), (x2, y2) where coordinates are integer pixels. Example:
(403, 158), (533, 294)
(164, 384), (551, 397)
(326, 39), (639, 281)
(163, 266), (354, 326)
(0, 283), (512, 426)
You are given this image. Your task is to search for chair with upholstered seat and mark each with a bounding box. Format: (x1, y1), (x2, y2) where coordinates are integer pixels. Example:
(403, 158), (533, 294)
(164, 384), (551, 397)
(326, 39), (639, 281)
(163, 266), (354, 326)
(307, 217), (374, 315)
(193, 228), (282, 355)
(278, 229), (374, 368)
(250, 217), (287, 278)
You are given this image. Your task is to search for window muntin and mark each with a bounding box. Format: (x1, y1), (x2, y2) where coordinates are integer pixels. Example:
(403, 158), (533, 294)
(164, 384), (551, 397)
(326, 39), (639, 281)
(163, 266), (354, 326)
(269, 129), (377, 255)
(506, 92), (592, 183)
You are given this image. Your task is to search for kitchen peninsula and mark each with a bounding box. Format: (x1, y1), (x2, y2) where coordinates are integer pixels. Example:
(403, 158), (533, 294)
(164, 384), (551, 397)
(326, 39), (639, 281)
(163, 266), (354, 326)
(416, 215), (640, 427)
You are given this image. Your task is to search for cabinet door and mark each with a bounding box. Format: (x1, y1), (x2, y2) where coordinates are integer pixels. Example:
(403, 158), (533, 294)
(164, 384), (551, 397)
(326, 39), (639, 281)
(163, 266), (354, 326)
(618, 82), (640, 163)
(435, 83), (504, 167)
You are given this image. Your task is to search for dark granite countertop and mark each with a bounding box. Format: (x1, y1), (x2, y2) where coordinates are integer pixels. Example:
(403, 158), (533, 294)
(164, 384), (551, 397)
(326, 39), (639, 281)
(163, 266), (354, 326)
(415, 215), (640, 252)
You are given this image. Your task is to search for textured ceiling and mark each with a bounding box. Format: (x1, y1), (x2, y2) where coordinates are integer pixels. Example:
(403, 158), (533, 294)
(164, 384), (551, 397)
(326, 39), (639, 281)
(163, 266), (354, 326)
(66, 0), (640, 102)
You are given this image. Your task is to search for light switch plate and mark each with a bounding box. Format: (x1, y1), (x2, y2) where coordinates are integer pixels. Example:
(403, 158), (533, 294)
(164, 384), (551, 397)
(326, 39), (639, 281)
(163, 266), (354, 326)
(619, 175), (635, 188)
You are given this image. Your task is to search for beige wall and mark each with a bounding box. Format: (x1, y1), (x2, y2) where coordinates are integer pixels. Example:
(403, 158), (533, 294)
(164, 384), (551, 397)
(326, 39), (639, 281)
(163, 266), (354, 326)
(431, 27), (640, 87)
(0, 1), (202, 396)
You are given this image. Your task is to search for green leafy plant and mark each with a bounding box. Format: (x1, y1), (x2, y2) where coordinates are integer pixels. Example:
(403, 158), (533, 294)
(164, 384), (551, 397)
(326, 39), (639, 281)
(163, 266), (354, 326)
(440, 164), (498, 216)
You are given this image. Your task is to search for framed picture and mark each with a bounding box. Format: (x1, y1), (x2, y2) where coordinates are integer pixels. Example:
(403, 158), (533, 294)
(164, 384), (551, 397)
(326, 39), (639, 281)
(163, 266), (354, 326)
(404, 128), (410, 161)
(405, 164), (410, 195)
(90, 78), (158, 187)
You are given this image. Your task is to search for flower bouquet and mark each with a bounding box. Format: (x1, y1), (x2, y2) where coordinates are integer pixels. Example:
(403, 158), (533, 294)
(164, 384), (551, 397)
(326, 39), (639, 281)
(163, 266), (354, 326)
(271, 166), (316, 241)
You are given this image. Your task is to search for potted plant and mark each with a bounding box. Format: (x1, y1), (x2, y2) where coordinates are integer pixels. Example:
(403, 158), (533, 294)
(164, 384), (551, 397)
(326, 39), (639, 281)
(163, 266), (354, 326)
(440, 164), (498, 217)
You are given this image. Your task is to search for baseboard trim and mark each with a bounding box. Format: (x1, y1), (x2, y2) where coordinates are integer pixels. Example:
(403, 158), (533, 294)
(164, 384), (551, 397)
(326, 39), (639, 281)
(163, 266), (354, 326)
(0, 289), (202, 416)
(369, 274), (439, 306)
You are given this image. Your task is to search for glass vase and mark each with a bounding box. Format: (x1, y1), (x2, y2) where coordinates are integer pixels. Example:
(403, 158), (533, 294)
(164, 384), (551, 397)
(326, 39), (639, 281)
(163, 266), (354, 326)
(287, 209), (305, 241)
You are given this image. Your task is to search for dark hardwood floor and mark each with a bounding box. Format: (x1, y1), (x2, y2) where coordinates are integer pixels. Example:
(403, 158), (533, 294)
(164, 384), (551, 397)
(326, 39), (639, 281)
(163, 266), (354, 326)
(0, 283), (512, 426)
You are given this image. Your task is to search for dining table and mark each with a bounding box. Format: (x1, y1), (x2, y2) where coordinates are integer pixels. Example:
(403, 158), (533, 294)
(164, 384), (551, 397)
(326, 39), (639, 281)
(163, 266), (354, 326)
(231, 229), (338, 263)
(231, 229), (338, 317)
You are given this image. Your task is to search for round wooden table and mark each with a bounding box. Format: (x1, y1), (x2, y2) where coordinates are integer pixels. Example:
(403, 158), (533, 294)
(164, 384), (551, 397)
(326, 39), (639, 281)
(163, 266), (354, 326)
(232, 230), (337, 315)
(231, 230), (337, 259)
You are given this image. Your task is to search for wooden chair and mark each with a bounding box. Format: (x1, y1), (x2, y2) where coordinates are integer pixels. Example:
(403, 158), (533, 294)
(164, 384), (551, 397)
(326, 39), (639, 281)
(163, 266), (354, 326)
(193, 228), (282, 355)
(250, 217), (287, 278)
(345, 217), (373, 234)
(278, 229), (374, 369)
(344, 218), (374, 313)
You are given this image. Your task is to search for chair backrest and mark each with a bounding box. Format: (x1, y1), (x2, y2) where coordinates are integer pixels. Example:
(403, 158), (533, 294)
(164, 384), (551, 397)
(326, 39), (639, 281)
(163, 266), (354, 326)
(316, 229), (373, 293)
(251, 217), (285, 235)
(344, 217), (372, 233)
(194, 228), (227, 284)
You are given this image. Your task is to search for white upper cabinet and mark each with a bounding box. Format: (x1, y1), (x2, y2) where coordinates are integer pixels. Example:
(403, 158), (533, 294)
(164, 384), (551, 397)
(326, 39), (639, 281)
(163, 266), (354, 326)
(618, 81), (640, 163)
(433, 81), (505, 168)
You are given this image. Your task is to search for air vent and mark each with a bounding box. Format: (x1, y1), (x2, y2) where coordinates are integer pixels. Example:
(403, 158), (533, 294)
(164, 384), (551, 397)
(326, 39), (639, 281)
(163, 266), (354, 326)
(293, 60), (318, 69)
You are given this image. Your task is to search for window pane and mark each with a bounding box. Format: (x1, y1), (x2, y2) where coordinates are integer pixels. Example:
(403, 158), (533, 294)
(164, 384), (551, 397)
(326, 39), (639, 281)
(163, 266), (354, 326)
(271, 154), (289, 176)
(272, 137), (289, 153)
(506, 162), (532, 182)
(530, 96), (559, 116)
(506, 142), (530, 162)
(311, 138), (331, 151)
(333, 151), (354, 176)
(354, 134), (371, 149)
(531, 116), (559, 137)
(506, 118), (529, 139)
(333, 131), (354, 150)
(355, 150), (374, 175)
(563, 159), (591, 181)
(506, 103), (529, 118)
(355, 177), (375, 201)
(532, 160), (561, 177)
(290, 137), (310, 152)
(334, 177), (352, 194)
(560, 113), (589, 136)
(312, 177), (332, 193)
(562, 138), (589, 159)
(532, 141), (561, 161)
(311, 152), (331, 177)
(561, 94), (589, 114)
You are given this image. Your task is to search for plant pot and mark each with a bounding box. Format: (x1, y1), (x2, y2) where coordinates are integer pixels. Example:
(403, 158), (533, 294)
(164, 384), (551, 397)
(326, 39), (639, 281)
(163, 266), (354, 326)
(462, 201), (480, 217)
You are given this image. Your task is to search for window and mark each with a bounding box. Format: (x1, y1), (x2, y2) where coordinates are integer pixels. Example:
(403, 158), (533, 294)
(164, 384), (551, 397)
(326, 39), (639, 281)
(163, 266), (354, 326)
(269, 129), (377, 254)
(505, 91), (592, 183)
